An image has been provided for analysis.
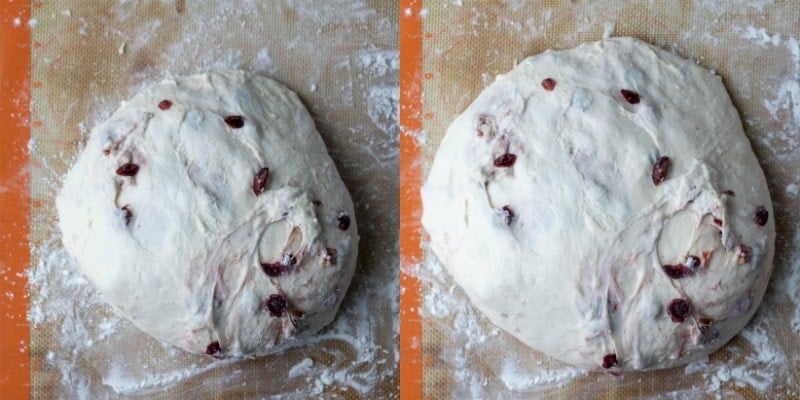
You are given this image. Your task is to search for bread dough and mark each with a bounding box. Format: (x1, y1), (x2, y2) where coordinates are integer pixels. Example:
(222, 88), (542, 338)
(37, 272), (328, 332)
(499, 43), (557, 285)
(56, 71), (359, 357)
(421, 37), (775, 371)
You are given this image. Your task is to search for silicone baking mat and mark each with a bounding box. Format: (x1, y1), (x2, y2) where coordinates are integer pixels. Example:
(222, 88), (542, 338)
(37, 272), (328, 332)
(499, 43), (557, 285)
(406, 1), (800, 398)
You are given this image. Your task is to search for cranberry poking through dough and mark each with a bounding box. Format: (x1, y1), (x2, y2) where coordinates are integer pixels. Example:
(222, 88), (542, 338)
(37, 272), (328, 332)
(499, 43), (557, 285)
(116, 163), (140, 177)
(541, 78), (556, 91)
(662, 256), (701, 279)
(252, 167), (270, 196)
(493, 153), (517, 168)
(662, 264), (692, 279)
(754, 205), (769, 226)
(651, 156), (670, 185)
(265, 294), (288, 317)
(667, 299), (691, 323)
(323, 247), (338, 267)
(158, 99), (172, 110)
(224, 115), (245, 128)
(261, 262), (287, 277)
(205, 341), (220, 355)
(337, 212), (351, 231)
(602, 354), (618, 369)
(261, 253), (297, 277)
(620, 89), (640, 104)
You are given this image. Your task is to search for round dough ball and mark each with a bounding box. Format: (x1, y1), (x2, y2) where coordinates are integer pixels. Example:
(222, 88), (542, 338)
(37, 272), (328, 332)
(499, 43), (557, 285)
(57, 71), (359, 357)
(421, 37), (774, 371)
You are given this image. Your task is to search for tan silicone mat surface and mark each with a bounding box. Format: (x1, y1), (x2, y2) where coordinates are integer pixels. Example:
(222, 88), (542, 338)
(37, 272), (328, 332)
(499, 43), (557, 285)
(419, 1), (800, 399)
(28, 1), (398, 398)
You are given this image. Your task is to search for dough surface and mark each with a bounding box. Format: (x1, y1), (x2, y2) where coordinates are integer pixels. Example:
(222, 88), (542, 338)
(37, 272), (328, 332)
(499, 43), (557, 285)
(57, 70), (359, 357)
(421, 37), (775, 371)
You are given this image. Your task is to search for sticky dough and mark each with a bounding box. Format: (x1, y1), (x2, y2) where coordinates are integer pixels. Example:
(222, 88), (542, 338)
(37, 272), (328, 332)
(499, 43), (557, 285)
(57, 71), (359, 357)
(421, 37), (775, 371)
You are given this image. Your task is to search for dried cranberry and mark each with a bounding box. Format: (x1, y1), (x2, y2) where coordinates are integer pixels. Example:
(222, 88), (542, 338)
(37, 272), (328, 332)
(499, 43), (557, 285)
(324, 247), (338, 267)
(651, 156), (670, 185)
(541, 78), (556, 91)
(337, 212), (351, 231)
(157, 100), (172, 110)
(602, 354), (618, 369)
(252, 167), (269, 196)
(121, 205), (133, 226)
(205, 341), (220, 355)
(501, 206), (514, 225)
(723, 190), (735, 197)
(261, 262), (286, 277)
(663, 255), (700, 278)
(265, 294), (288, 317)
(224, 115), (245, 128)
(696, 322), (719, 345)
(116, 163), (140, 176)
(312, 200), (322, 206)
(494, 153), (517, 168)
(667, 299), (691, 323)
(753, 205), (769, 226)
(620, 89), (640, 104)
(662, 264), (693, 279)
(713, 218), (723, 227)
(736, 244), (753, 264)
(261, 253), (296, 277)
(288, 310), (305, 327)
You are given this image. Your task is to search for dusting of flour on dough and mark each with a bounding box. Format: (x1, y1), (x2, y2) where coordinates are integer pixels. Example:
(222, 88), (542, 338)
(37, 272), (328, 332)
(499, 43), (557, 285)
(417, 254), (590, 397)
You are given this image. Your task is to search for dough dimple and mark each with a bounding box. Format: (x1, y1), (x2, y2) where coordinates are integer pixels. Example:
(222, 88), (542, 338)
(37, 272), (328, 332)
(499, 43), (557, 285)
(57, 70), (359, 357)
(421, 37), (775, 371)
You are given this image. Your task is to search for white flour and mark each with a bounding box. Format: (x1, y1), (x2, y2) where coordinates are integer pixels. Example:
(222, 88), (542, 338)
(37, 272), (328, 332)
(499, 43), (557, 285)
(420, 209), (799, 400)
(28, 1), (398, 398)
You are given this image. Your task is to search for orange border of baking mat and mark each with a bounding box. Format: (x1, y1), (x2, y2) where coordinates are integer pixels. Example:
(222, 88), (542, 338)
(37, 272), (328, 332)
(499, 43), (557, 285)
(399, 0), (422, 399)
(0, 0), (31, 398)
